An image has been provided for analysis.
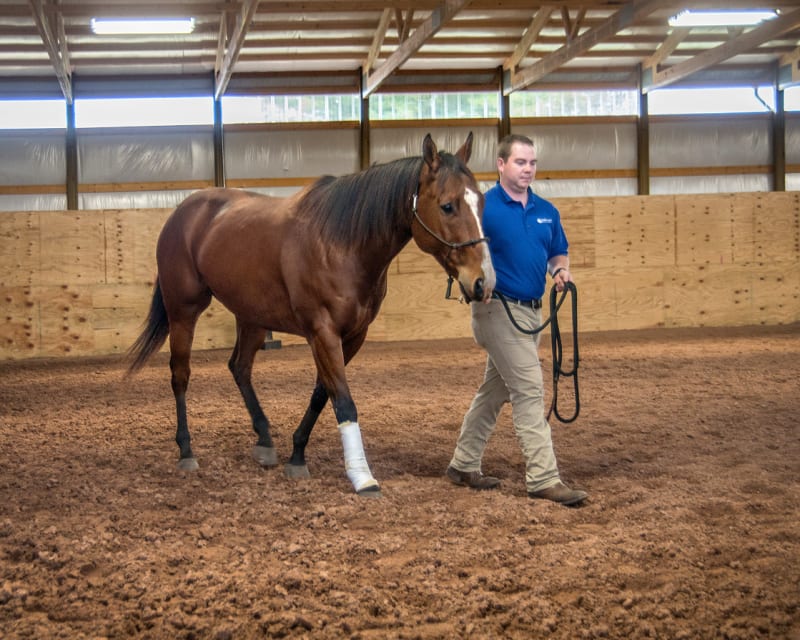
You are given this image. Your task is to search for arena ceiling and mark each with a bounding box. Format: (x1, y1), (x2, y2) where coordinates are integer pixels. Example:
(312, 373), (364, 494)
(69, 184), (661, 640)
(2, 1), (799, 102)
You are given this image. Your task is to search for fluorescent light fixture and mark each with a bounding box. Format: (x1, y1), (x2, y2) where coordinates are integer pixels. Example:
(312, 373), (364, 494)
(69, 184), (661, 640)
(668, 10), (778, 28)
(90, 18), (196, 35)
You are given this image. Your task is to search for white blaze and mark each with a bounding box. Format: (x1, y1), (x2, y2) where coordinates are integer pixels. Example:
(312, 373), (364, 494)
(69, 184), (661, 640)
(465, 187), (496, 289)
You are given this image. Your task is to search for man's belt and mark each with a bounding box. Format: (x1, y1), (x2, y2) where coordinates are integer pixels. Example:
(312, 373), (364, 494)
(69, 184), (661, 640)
(492, 292), (542, 309)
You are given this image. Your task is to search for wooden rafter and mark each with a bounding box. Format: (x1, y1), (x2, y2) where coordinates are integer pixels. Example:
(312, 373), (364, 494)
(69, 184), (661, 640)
(778, 46), (800, 89)
(215, 1), (239, 77)
(364, 8), (392, 75)
(643, 8), (800, 92)
(214, 0), (260, 100)
(569, 8), (587, 42)
(504, 6), (554, 71)
(397, 9), (415, 42)
(504, 0), (666, 94)
(362, 0), (472, 98)
(642, 26), (689, 71)
(28, 0), (72, 103)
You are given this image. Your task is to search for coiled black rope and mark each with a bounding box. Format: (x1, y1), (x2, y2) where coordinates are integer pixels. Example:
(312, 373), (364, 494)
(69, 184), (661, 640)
(492, 284), (580, 424)
(547, 283), (579, 423)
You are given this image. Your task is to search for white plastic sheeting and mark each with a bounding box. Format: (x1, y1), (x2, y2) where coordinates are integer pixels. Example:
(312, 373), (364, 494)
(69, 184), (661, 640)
(79, 190), (197, 211)
(79, 128), (213, 184)
(0, 131), (65, 185)
(515, 122), (639, 197)
(1, 114), (798, 212)
(0, 194), (67, 211)
(651, 175), (772, 194)
(370, 126), (497, 174)
(525, 179), (639, 199)
(517, 122), (638, 171)
(224, 128), (359, 179)
(651, 116), (773, 194)
(651, 116), (772, 167)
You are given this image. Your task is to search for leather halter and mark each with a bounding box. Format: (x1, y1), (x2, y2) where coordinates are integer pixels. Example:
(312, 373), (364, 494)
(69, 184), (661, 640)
(411, 194), (489, 251)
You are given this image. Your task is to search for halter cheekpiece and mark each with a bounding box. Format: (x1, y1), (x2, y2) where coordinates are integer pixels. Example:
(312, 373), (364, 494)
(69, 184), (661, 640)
(411, 193), (489, 251)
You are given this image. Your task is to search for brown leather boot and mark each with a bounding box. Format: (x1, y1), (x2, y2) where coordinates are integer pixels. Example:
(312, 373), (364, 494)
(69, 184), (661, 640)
(529, 482), (588, 506)
(445, 466), (500, 490)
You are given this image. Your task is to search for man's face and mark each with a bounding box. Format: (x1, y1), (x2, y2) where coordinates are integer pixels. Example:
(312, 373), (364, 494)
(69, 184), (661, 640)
(497, 142), (537, 195)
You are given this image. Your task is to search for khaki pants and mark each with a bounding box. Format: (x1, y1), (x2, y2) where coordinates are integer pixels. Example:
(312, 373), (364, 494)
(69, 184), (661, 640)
(449, 299), (560, 493)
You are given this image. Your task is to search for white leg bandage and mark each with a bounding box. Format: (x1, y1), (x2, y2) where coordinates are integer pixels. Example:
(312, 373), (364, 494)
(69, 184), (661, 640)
(339, 421), (379, 492)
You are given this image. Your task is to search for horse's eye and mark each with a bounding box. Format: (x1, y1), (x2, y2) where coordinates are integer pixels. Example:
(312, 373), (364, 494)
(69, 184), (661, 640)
(440, 202), (454, 215)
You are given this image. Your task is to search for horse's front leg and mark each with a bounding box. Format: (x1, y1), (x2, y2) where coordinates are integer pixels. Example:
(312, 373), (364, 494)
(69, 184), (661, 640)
(307, 329), (380, 497)
(285, 381), (328, 479)
(228, 322), (278, 468)
(286, 330), (367, 479)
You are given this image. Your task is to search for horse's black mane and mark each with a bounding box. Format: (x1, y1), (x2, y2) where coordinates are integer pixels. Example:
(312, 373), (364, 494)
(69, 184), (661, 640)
(298, 150), (469, 248)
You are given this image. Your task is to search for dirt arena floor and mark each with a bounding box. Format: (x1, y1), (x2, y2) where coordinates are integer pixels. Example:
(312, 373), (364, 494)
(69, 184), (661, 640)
(1, 324), (798, 639)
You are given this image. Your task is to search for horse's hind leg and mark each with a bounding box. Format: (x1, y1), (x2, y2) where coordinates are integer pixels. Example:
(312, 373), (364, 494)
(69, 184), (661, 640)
(229, 322), (278, 468)
(168, 316), (205, 471)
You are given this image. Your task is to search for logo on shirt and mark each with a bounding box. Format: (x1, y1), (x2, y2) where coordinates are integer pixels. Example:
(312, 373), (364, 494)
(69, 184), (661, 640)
(536, 217), (553, 224)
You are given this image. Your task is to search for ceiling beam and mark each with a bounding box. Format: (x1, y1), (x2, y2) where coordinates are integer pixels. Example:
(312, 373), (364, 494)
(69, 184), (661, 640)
(504, 0), (666, 94)
(362, 0), (472, 98)
(642, 26), (689, 71)
(29, 0), (72, 103)
(778, 46), (800, 89)
(643, 8), (800, 92)
(214, 0), (259, 100)
(504, 6), (554, 71)
(364, 8), (392, 75)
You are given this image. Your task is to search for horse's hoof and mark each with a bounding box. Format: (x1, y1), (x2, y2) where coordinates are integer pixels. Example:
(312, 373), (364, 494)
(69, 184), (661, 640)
(252, 445), (278, 467)
(178, 457), (199, 471)
(357, 485), (382, 498)
(284, 463), (311, 480)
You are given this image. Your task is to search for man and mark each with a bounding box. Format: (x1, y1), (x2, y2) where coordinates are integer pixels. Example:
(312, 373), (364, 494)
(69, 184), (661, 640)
(445, 133), (588, 506)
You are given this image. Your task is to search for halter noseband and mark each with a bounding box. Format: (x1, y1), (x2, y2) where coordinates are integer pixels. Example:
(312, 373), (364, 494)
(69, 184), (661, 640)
(411, 194), (489, 251)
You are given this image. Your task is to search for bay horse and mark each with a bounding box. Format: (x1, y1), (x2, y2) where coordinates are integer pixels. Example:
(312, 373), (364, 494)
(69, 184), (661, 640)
(127, 133), (495, 496)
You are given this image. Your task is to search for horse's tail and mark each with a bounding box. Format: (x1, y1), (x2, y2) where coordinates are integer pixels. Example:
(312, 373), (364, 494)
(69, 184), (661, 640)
(126, 278), (169, 376)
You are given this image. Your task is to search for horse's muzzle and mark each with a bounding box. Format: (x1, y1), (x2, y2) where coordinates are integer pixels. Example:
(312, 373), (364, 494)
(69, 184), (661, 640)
(473, 277), (485, 302)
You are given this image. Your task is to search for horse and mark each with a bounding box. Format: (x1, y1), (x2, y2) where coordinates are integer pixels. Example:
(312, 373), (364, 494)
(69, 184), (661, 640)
(126, 132), (495, 496)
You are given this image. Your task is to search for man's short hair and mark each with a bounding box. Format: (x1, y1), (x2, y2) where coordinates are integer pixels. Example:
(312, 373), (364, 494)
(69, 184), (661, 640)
(498, 134), (535, 161)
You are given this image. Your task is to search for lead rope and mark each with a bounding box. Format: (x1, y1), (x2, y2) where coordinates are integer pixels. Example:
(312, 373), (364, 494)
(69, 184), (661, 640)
(547, 283), (579, 423)
(445, 277), (580, 423)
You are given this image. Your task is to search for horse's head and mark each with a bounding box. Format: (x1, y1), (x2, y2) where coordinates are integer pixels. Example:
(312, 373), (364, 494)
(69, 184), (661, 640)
(412, 132), (496, 303)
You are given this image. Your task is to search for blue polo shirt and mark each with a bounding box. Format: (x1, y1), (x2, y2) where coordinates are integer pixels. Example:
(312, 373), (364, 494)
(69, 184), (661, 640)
(483, 182), (568, 301)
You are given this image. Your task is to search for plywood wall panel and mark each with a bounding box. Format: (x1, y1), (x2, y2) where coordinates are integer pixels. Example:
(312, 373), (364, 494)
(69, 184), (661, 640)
(753, 192), (800, 264)
(34, 285), (95, 356)
(0, 286), (38, 357)
(664, 266), (756, 328)
(752, 262), (800, 325)
(104, 209), (169, 284)
(2, 193), (798, 360)
(676, 194), (737, 265)
(730, 193), (757, 265)
(380, 271), (472, 341)
(39, 212), (106, 286)
(594, 196), (675, 268)
(0, 212), (40, 287)
(560, 270), (619, 333)
(554, 197), (596, 268)
(609, 268), (667, 330)
(394, 242), (434, 275)
(192, 301), (237, 351)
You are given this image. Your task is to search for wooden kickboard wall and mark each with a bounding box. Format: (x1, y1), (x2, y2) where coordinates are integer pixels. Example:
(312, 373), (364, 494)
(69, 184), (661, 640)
(1, 192), (798, 360)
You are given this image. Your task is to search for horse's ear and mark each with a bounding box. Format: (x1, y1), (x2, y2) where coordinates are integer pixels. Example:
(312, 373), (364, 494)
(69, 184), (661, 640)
(456, 131), (474, 164)
(422, 134), (440, 172)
